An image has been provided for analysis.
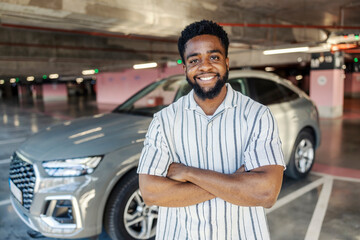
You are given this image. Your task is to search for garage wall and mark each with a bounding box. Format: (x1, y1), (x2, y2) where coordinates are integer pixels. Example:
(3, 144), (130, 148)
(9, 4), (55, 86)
(96, 65), (184, 104)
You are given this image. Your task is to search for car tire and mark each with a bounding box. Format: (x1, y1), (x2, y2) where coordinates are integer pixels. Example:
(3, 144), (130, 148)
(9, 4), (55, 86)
(104, 170), (158, 240)
(285, 130), (315, 179)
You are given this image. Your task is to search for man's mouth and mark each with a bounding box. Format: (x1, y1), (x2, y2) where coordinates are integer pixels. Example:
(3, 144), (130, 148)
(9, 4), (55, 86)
(196, 73), (219, 82)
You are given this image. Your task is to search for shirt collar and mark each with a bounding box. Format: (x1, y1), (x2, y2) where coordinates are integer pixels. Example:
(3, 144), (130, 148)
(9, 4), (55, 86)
(185, 83), (237, 113)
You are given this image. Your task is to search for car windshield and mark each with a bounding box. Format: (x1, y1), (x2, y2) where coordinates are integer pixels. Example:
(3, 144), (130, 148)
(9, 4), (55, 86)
(113, 76), (192, 116)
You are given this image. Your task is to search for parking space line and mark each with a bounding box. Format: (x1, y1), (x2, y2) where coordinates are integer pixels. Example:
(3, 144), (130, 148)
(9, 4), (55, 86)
(0, 198), (11, 206)
(0, 158), (11, 164)
(312, 172), (360, 183)
(266, 177), (326, 214)
(0, 137), (26, 145)
(304, 177), (333, 240)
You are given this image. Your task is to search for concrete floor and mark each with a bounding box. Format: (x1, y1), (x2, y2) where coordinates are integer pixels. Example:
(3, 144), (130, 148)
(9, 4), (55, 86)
(0, 96), (359, 240)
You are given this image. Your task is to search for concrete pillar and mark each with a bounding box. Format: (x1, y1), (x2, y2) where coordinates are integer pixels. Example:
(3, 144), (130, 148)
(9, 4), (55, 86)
(310, 52), (345, 118)
(42, 83), (68, 102)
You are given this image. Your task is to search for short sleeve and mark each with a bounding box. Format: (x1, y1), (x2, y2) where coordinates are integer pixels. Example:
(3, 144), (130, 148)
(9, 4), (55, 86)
(137, 116), (172, 177)
(243, 108), (286, 171)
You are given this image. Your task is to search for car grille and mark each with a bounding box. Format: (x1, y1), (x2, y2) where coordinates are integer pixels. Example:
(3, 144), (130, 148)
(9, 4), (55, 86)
(9, 153), (36, 210)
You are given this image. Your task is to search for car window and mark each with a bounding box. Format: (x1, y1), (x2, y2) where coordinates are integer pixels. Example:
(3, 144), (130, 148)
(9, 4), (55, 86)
(115, 78), (187, 116)
(246, 77), (286, 105)
(228, 78), (246, 94)
(278, 84), (299, 102)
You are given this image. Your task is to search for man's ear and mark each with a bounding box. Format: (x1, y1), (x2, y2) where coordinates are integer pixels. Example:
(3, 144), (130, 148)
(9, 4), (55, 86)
(226, 57), (230, 71)
(183, 64), (186, 73)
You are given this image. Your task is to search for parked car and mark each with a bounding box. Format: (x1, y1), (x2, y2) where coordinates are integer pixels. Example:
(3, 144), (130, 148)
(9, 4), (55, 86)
(9, 70), (320, 240)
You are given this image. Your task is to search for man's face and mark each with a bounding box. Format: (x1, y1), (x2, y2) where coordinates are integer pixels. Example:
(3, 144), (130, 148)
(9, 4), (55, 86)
(183, 34), (229, 100)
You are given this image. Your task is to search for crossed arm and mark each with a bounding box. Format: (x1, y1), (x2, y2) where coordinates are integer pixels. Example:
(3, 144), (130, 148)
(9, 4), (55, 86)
(139, 163), (284, 208)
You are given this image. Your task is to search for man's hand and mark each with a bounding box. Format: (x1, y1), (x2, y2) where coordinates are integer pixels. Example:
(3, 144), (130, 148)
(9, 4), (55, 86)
(166, 162), (189, 182)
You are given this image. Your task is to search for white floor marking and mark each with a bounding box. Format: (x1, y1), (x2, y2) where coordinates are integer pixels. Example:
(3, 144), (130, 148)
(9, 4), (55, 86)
(266, 177), (326, 214)
(0, 158), (11, 164)
(0, 137), (26, 145)
(312, 171), (360, 183)
(0, 198), (11, 206)
(304, 176), (333, 240)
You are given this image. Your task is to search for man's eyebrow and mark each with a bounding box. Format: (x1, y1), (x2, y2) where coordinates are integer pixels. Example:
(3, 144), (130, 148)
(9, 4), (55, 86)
(186, 53), (199, 60)
(208, 49), (222, 54)
(186, 49), (223, 60)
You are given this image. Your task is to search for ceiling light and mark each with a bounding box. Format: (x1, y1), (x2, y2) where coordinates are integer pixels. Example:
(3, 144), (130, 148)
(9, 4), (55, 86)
(296, 75), (303, 81)
(27, 76), (35, 81)
(0, 80), (4, 85)
(265, 67), (275, 72)
(133, 62), (157, 69)
(76, 78), (84, 84)
(263, 47), (309, 55)
(82, 69), (96, 75)
(10, 78), (16, 83)
(49, 74), (59, 79)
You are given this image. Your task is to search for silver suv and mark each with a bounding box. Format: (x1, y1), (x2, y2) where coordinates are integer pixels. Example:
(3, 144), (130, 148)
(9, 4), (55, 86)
(9, 70), (320, 239)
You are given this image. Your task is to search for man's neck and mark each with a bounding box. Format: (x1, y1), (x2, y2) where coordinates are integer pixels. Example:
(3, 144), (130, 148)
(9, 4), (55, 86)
(193, 86), (227, 115)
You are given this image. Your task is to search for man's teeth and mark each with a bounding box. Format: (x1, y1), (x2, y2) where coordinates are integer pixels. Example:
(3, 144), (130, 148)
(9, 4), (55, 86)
(199, 76), (214, 81)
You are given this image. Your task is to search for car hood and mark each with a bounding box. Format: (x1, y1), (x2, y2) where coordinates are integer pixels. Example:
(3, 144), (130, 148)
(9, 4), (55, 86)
(17, 113), (152, 162)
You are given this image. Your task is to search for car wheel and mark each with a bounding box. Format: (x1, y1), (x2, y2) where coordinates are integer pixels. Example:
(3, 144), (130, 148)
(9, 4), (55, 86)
(104, 170), (158, 240)
(285, 130), (315, 179)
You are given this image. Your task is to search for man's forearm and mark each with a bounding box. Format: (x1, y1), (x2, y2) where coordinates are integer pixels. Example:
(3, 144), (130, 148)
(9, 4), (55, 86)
(168, 164), (284, 208)
(139, 174), (215, 207)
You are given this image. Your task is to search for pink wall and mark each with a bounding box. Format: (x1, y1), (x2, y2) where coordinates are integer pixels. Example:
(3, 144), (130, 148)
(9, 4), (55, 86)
(96, 65), (184, 104)
(309, 69), (344, 107)
(42, 83), (68, 101)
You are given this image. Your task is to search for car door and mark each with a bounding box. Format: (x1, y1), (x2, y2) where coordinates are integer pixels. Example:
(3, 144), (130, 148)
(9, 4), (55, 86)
(245, 77), (301, 163)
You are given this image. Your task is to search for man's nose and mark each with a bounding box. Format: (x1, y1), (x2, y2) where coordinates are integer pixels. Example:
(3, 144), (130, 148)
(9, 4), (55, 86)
(198, 58), (212, 71)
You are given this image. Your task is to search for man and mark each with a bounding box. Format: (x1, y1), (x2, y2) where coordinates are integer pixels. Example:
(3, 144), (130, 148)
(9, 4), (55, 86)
(137, 20), (285, 239)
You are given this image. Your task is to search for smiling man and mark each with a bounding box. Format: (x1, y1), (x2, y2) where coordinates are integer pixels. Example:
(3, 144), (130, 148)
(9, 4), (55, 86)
(138, 20), (285, 239)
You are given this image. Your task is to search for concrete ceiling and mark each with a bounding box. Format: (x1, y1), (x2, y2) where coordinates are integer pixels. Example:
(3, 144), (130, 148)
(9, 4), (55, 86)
(0, 0), (360, 80)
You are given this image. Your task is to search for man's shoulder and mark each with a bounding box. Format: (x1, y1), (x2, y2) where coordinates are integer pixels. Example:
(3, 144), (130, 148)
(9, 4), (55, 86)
(232, 90), (268, 121)
(154, 94), (187, 119)
(232, 90), (267, 112)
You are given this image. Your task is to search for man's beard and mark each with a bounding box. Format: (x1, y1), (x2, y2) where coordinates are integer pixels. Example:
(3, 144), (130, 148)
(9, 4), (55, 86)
(186, 70), (229, 100)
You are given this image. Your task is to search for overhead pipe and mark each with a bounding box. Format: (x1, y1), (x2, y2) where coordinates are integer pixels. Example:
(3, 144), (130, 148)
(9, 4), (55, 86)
(3, 22), (360, 45)
(218, 22), (360, 30)
(0, 41), (178, 55)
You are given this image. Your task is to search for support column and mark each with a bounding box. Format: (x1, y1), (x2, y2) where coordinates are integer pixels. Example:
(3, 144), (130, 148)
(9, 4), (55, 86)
(310, 52), (345, 118)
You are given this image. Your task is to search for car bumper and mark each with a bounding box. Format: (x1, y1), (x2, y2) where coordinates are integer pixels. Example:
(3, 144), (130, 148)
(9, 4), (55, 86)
(10, 176), (101, 239)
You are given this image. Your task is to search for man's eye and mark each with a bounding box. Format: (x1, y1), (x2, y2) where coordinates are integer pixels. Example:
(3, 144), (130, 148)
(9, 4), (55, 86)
(189, 59), (198, 64)
(210, 56), (220, 60)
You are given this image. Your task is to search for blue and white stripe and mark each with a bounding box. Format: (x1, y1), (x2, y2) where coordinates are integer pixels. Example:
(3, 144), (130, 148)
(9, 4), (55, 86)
(138, 84), (285, 240)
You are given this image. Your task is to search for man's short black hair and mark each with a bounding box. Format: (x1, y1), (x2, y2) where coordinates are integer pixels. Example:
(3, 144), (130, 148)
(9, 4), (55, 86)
(178, 20), (229, 62)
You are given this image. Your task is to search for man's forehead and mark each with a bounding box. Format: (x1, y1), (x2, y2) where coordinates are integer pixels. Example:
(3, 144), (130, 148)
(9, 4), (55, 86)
(184, 34), (225, 54)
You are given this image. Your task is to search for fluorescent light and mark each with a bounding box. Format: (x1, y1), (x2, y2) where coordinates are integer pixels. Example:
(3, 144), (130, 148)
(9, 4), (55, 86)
(133, 62), (157, 69)
(263, 47), (309, 55)
(82, 69), (95, 75)
(10, 78), (16, 83)
(27, 76), (35, 81)
(49, 74), (59, 79)
(76, 78), (83, 84)
(0, 80), (4, 85)
(265, 67), (275, 72)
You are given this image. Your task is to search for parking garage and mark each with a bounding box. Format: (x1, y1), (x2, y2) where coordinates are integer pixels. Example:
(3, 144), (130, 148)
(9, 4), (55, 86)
(1, 1), (360, 240)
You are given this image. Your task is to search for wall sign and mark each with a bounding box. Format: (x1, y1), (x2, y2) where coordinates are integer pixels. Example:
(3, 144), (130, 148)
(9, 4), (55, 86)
(317, 76), (327, 86)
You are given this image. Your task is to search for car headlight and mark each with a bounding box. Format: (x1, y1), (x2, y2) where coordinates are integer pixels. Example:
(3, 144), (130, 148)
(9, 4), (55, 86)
(42, 156), (103, 177)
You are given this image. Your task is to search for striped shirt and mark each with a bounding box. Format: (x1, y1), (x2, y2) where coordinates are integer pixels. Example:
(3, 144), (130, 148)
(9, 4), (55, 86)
(137, 84), (285, 240)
